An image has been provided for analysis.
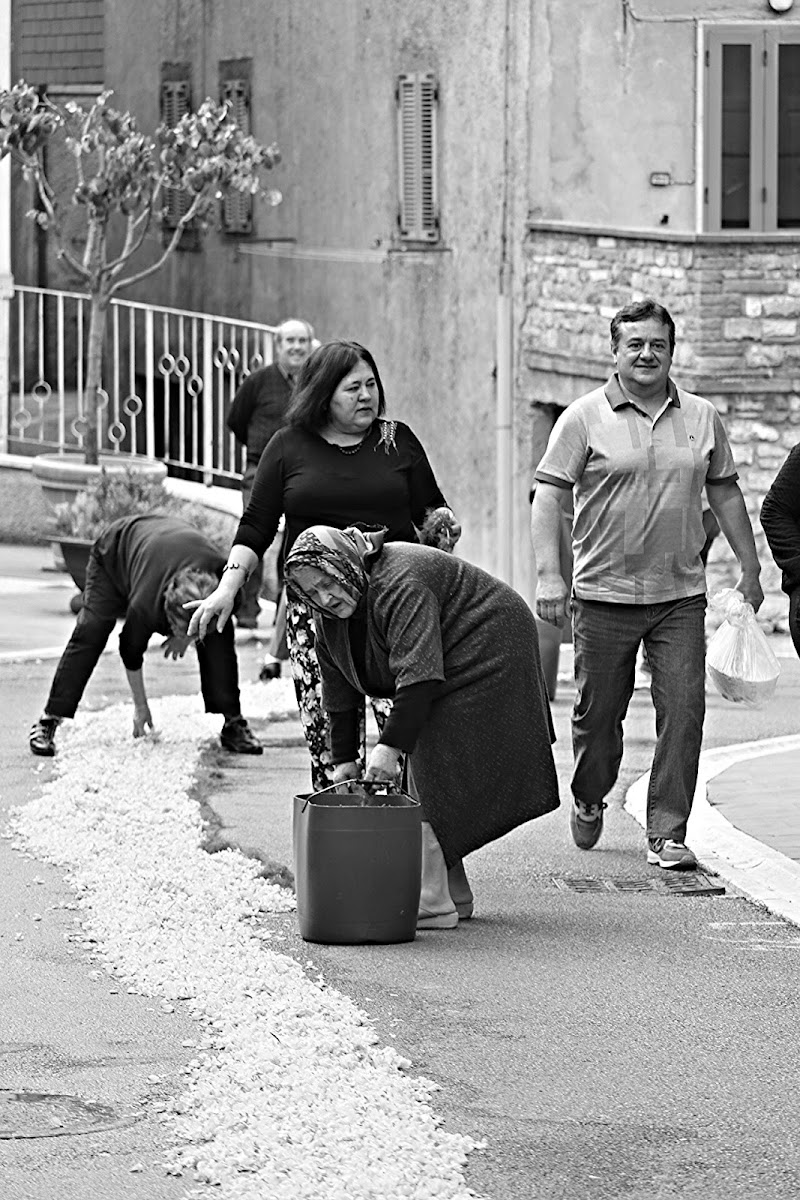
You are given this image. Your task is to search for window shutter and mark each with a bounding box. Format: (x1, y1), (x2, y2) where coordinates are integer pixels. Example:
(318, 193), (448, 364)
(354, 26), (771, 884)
(397, 72), (440, 243)
(160, 78), (192, 232)
(220, 77), (253, 235)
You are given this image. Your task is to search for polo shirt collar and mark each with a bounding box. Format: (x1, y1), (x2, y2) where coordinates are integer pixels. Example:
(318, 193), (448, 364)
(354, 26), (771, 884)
(604, 373), (680, 410)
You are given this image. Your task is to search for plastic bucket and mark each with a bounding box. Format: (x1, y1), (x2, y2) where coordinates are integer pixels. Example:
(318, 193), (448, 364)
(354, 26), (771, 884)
(293, 784), (422, 945)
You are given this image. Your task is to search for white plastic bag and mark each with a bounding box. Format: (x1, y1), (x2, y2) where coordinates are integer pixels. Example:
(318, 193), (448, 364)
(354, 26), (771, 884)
(706, 588), (780, 709)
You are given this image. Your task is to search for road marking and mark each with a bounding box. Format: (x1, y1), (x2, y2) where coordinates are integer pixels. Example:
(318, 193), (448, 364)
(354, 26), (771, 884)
(708, 920), (785, 928)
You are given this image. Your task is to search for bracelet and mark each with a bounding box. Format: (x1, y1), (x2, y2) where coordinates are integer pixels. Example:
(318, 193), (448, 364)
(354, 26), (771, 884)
(222, 562), (251, 582)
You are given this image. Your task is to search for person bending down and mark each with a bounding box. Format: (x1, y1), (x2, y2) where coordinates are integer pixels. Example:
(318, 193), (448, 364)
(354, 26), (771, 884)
(29, 513), (262, 758)
(280, 524), (559, 930)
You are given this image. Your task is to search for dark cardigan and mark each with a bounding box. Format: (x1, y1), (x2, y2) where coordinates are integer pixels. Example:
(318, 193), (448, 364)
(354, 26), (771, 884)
(313, 542), (559, 867)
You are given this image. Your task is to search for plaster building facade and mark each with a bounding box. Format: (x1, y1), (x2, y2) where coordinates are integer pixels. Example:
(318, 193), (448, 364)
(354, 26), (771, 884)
(7, 0), (800, 618)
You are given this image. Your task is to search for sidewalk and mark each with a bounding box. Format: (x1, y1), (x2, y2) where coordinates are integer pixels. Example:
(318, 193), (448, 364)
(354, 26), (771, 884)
(2, 541), (800, 923)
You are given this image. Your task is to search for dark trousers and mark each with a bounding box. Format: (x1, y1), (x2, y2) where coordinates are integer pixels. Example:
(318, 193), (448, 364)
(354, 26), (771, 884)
(237, 466), (265, 622)
(45, 546), (241, 719)
(571, 594), (707, 843)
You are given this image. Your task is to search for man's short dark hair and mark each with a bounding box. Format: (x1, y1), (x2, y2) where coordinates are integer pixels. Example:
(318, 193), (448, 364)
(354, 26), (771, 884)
(610, 299), (676, 354)
(163, 567), (219, 636)
(286, 340), (386, 433)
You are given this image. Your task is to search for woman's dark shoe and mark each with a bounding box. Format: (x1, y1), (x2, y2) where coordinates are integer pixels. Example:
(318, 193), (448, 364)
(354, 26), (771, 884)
(259, 654), (282, 682)
(29, 716), (61, 757)
(220, 717), (263, 755)
(569, 798), (607, 850)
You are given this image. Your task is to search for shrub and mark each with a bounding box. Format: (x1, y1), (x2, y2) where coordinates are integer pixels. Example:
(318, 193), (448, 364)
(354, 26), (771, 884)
(52, 467), (238, 553)
(52, 469), (172, 538)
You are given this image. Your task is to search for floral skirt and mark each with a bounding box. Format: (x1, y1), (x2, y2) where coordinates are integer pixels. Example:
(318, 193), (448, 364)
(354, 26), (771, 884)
(286, 596), (393, 793)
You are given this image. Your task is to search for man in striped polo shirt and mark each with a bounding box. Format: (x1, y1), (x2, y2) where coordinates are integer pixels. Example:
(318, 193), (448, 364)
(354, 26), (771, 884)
(531, 299), (763, 869)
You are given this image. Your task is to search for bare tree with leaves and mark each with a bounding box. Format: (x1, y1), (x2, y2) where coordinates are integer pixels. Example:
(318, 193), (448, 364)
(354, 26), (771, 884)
(0, 81), (281, 463)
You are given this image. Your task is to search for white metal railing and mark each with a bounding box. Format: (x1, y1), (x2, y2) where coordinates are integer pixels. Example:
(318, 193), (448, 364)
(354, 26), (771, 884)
(3, 285), (278, 484)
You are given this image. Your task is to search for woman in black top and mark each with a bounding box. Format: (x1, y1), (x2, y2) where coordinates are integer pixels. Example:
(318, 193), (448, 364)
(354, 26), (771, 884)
(188, 340), (460, 789)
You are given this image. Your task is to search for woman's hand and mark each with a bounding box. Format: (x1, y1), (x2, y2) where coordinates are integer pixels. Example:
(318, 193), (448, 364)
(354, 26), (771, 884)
(364, 743), (402, 783)
(332, 762), (359, 785)
(185, 584), (236, 640)
(421, 507), (462, 553)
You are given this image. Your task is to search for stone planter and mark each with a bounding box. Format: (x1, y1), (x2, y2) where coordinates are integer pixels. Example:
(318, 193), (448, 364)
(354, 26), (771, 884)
(58, 537), (93, 613)
(59, 537), (93, 592)
(31, 453), (167, 514)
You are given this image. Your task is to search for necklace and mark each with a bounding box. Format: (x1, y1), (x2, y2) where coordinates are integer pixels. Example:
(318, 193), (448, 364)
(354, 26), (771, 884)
(334, 436), (367, 455)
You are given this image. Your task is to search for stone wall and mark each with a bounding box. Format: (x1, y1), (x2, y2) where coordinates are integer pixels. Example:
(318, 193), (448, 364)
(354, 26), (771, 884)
(520, 223), (800, 629)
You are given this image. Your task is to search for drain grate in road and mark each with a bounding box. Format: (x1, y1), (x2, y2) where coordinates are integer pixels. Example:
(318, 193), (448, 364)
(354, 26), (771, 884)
(0, 1090), (141, 1139)
(552, 873), (726, 896)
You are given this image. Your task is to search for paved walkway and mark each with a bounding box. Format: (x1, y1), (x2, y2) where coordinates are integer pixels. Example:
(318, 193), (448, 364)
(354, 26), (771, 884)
(3, 541), (800, 924)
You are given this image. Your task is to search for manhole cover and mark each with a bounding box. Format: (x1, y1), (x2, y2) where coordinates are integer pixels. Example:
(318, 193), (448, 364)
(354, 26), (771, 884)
(0, 1090), (141, 1139)
(552, 873), (725, 896)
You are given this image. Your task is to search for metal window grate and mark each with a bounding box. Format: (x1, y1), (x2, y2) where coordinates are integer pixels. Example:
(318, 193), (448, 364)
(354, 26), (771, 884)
(552, 874), (726, 896)
(220, 77), (253, 235)
(397, 72), (439, 244)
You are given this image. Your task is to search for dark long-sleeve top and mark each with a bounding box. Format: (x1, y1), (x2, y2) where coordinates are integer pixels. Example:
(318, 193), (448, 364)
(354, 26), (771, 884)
(761, 443), (800, 595)
(233, 419), (448, 560)
(226, 364), (292, 466)
(328, 617), (439, 758)
(93, 514), (226, 670)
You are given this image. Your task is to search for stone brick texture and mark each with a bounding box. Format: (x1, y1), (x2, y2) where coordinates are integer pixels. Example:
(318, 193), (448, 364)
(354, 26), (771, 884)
(522, 229), (800, 631)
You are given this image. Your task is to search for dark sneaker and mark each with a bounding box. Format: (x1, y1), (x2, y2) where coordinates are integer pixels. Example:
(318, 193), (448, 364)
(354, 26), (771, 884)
(647, 838), (697, 870)
(29, 716), (60, 757)
(569, 798), (607, 850)
(220, 717), (263, 755)
(259, 654), (281, 682)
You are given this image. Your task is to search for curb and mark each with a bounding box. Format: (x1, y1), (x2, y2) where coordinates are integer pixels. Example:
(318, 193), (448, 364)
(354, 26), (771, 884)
(625, 735), (800, 927)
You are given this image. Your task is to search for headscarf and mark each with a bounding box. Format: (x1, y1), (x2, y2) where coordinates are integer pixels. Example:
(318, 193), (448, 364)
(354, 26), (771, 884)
(284, 524), (387, 612)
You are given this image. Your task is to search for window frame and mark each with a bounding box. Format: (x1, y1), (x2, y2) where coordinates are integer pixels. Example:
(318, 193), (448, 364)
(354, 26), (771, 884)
(219, 59), (254, 237)
(765, 25), (800, 230)
(396, 71), (440, 245)
(160, 65), (198, 248)
(704, 24), (800, 233)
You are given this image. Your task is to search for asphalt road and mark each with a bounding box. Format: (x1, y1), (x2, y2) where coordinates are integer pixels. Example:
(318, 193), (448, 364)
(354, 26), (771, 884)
(287, 668), (800, 1200)
(2, 626), (800, 1199)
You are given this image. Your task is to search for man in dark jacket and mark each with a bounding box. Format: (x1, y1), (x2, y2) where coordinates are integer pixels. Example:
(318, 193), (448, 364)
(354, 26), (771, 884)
(226, 317), (314, 640)
(29, 514), (262, 757)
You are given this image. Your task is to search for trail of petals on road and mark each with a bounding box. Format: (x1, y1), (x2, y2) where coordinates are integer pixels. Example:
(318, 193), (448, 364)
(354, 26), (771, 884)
(8, 688), (485, 1199)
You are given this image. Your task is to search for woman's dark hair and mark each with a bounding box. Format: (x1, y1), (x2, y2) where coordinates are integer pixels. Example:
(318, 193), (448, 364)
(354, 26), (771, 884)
(163, 567), (219, 636)
(610, 299), (676, 354)
(285, 340), (386, 432)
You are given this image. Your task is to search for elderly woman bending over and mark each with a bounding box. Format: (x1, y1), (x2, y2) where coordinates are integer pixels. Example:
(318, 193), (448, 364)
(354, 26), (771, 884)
(282, 524), (560, 930)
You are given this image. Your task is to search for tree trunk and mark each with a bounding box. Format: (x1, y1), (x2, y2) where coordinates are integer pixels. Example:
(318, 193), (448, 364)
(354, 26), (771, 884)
(83, 293), (108, 465)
